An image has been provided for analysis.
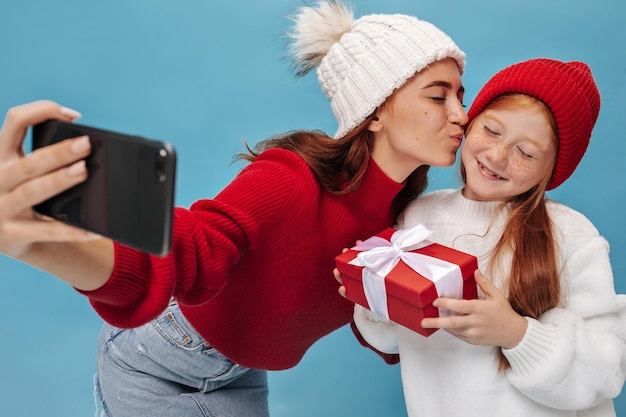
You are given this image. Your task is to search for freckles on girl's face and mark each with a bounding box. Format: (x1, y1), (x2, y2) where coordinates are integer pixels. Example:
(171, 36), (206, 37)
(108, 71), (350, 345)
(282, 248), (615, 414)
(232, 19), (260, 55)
(461, 106), (557, 202)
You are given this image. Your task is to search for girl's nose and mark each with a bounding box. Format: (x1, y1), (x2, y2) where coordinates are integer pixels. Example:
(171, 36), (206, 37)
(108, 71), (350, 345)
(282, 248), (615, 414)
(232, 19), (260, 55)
(485, 142), (509, 166)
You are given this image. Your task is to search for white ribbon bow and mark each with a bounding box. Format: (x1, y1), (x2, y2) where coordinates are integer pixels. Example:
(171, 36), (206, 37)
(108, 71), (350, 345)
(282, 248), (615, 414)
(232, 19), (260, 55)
(349, 224), (463, 319)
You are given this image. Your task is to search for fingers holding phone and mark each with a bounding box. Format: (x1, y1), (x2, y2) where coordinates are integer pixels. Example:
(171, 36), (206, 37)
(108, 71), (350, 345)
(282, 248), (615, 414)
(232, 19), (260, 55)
(0, 100), (88, 191)
(10, 135), (91, 194)
(0, 100), (81, 161)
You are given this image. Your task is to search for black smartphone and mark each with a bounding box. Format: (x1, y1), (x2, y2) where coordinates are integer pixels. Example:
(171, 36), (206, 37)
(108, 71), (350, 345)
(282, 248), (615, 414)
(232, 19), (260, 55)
(31, 119), (176, 256)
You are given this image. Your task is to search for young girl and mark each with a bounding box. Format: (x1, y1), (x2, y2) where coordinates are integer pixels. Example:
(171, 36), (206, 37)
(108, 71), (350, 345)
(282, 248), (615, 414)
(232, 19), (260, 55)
(0, 1), (467, 416)
(351, 58), (626, 416)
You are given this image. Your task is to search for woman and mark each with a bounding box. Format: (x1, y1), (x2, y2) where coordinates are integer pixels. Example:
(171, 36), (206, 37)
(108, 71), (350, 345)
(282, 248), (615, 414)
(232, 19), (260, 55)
(350, 58), (626, 416)
(0, 1), (467, 416)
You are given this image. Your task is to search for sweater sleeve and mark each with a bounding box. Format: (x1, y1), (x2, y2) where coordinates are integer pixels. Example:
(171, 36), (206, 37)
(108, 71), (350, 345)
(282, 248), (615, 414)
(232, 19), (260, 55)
(78, 149), (310, 328)
(502, 234), (626, 409)
(353, 304), (400, 355)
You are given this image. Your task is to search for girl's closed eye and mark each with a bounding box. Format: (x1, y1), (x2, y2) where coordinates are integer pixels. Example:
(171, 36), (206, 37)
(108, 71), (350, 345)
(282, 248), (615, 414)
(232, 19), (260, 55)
(482, 123), (500, 136)
(517, 146), (534, 158)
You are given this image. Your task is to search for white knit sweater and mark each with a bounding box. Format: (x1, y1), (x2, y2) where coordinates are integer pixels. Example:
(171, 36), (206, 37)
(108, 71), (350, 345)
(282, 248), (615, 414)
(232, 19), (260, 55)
(354, 189), (626, 417)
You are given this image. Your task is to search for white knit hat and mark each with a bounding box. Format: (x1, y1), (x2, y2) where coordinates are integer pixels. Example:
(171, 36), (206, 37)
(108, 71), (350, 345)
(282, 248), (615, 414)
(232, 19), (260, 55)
(289, 0), (466, 138)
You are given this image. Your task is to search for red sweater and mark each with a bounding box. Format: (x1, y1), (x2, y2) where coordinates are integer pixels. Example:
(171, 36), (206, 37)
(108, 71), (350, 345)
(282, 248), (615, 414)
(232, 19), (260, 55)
(81, 148), (406, 370)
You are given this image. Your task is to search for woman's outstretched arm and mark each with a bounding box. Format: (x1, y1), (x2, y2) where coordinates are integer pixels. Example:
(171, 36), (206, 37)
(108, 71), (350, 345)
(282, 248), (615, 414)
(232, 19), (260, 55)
(0, 100), (114, 291)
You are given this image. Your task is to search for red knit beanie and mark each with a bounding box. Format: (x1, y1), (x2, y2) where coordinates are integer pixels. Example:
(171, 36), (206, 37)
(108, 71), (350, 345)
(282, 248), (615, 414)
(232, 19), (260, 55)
(467, 58), (601, 190)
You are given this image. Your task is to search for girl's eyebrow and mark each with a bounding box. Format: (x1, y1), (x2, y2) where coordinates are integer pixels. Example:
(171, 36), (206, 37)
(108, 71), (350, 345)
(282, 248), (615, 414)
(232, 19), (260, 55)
(423, 80), (465, 94)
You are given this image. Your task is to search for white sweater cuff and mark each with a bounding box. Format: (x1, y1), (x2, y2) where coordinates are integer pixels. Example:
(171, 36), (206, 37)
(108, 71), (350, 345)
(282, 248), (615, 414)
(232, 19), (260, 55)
(502, 317), (559, 375)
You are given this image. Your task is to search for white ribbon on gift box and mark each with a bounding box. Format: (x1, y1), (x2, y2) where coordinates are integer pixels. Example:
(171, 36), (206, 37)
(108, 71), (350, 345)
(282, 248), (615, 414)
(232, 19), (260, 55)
(348, 224), (463, 319)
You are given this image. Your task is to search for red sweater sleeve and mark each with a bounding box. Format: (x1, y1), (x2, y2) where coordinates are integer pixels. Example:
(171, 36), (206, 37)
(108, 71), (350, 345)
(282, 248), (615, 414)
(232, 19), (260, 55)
(350, 321), (400, 365)
(78, 149), (311, 328)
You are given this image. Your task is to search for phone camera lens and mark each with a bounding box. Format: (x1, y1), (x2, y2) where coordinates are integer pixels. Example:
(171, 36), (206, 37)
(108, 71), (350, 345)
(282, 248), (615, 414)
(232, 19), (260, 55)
(155, 148), (167, 182)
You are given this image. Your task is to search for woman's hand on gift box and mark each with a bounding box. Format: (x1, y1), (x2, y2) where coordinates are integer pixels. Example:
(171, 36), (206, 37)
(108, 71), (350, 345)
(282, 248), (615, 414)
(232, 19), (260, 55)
(334, 245), (351, 298)
(333, 267), (347, 298)
(420, 270), (528, 349)
(334, 241), (362, 298)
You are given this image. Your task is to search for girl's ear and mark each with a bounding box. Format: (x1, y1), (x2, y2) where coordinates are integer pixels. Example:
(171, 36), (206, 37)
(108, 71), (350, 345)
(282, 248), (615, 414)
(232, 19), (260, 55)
(367, 114), (383, 133)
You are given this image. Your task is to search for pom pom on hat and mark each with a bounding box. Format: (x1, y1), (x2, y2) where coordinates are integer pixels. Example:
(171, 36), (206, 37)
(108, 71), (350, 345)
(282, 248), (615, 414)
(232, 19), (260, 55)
(467, 58), (601, 190)
(288, 0), (465, 138)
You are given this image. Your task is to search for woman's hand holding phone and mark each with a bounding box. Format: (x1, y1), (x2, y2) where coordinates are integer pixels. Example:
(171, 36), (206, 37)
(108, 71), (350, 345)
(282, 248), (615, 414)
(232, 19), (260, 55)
(0, 100), (98, 259)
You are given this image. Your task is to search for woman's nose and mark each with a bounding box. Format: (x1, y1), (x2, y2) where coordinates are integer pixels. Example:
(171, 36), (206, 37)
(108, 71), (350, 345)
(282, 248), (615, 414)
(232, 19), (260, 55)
(450, 100), (469, 126)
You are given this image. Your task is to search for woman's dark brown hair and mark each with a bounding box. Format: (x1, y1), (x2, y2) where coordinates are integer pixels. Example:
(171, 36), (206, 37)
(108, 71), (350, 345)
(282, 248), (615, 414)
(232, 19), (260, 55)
(236, 113), (430, 203)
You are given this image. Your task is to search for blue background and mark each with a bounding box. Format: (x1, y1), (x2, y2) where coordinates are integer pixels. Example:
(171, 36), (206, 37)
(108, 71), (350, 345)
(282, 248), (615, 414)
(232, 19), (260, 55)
(0, 1), (624, 415)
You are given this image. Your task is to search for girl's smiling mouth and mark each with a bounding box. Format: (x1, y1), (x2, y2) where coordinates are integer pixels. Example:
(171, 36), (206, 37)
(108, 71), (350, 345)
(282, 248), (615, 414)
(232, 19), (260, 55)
(477, 159), (506, 180)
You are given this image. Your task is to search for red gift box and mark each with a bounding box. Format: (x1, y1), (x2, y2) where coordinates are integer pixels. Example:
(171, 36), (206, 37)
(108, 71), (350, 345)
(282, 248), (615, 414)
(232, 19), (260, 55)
(336, 225), (478, 336)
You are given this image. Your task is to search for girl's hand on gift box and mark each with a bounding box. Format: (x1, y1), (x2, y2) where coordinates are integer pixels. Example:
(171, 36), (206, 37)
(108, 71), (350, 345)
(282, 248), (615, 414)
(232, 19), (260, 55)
(420, 270), (528, 349)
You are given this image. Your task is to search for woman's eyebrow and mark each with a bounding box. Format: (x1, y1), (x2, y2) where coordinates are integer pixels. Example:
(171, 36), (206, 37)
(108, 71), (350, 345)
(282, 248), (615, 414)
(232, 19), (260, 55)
(422, 80), (465, 94)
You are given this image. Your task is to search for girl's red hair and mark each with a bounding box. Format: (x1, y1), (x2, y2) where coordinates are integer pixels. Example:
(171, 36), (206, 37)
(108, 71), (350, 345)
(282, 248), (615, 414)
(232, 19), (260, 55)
(463, 94), (561, 372)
